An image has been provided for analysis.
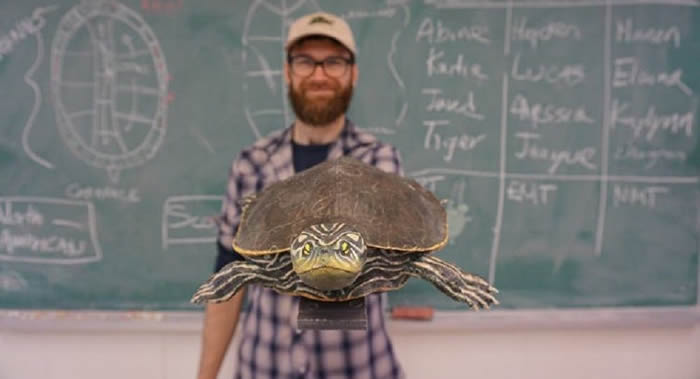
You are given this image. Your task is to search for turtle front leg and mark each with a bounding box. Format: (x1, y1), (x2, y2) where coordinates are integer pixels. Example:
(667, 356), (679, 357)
(191, 260), (273, 304)
(191, 253), (297, 304)
(408, 255), (499, 310)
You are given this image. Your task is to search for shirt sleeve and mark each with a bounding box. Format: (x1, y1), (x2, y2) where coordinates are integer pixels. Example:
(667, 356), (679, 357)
(214, 152), (260, 272)
(369, 143), (404, 177)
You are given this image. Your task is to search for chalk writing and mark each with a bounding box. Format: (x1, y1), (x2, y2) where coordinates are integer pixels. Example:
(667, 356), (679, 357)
(613, 145), (687, 169)
(423, 88), (484, 120)
(413, 175), (446, 193)
(613, 57), (692, 96)
(0, 229), (86, 257)
(510, 94), (594, 128)
(610, 100), (694, 141)
(65, 183), (141, 203)
(426, 48), (488, 80)
(507, 180), (558, 205)
(0, 6), (56, 63)
(513, 132), (597, 174)
(424, 120), (486, 162)
(511, 54), (585, 87)
(0, 203), (43, 226)
(343, 8), (396, 19)
(162, 196), (222, 249)
(0, 198), (102, 264)
(616, 19), (680, 47)
(511, 17), (582, 49)
(613, 184), (669, 208)
(416, 17), (490, 45)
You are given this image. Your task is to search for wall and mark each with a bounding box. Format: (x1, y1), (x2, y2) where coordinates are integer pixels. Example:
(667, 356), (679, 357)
(1, 317), (698, 379)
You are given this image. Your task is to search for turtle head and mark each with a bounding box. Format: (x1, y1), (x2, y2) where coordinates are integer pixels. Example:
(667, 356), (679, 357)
(290, 223), (367, 291)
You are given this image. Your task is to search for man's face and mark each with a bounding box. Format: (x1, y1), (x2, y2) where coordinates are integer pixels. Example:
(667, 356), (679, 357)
(285, 38), (358, 127)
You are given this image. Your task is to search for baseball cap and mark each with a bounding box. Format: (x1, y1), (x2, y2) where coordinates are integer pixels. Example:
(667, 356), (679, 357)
(285, 12), (357, 55)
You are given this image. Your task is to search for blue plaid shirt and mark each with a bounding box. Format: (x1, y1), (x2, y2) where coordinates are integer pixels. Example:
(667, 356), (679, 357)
(216, 120), (405, 379)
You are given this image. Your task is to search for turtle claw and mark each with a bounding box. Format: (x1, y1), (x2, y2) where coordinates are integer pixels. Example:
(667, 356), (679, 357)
(409, 255), (498, 310)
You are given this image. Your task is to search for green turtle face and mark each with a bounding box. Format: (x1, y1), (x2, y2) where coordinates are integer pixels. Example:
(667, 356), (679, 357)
(290, 223), (367, 291)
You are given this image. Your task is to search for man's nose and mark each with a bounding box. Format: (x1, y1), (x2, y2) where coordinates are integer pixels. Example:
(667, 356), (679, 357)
(308, 63), (329, 80)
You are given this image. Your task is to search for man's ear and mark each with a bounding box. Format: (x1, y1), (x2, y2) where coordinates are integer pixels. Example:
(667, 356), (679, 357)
(352, 64), (359, 88)
(283, 62), (291, 86)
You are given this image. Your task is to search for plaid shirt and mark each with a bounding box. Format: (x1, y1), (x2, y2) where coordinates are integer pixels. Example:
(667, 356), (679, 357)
(217, 120), (405, 379)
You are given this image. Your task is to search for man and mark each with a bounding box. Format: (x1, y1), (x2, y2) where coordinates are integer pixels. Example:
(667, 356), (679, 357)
(197, 11), (405, 379)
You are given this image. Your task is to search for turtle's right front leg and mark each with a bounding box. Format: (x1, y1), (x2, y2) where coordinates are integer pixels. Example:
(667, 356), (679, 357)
(408, 255), (499, 310)
(191, 260), (276, 304)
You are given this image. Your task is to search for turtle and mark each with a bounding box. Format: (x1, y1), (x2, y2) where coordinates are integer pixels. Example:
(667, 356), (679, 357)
(192, 156), (498, 310)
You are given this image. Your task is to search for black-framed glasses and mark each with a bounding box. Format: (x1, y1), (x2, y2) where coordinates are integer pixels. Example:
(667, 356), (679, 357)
(287, 55), (354, 78)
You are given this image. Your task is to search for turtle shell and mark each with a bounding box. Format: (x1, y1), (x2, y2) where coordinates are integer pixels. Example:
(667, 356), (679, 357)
(233, 156), (447, 255)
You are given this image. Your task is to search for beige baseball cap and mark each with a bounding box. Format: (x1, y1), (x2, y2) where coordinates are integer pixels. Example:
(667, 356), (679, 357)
(285, 11), (357, 55)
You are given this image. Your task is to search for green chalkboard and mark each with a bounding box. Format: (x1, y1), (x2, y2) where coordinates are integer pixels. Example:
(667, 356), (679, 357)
(0, 0), (698, 312)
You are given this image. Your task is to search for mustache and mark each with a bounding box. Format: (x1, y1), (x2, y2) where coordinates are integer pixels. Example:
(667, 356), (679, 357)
(302, 82), (338, 92)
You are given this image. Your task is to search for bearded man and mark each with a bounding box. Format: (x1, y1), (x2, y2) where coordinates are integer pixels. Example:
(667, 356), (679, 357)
(196, 11), (405, 379)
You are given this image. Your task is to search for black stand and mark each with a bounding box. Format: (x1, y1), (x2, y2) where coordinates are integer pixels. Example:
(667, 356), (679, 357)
(297, 297), (367, 330)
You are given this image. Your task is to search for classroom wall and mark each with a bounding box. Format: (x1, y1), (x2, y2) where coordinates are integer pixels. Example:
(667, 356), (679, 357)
(1, 319), (698, 379)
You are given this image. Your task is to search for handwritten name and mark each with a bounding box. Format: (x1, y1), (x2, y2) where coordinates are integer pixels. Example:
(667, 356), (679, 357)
(423, 88), (483, 120)
(65, 183), (141, 203)
(613, 57), (692, 96)
(510, 94), (594, 128)
(613, 145), (686, 169)
(424, 120), (486, 162)
(511, 54), (584, 86)
(616, 19), (680, 47)
(511, 17), (582, 48)
(610, 100), (694, 141)
(613, 184), (669, 208)
(426, 47), (488, 81)
(514, 132), (597, 174)
(416, 17), (490, 45)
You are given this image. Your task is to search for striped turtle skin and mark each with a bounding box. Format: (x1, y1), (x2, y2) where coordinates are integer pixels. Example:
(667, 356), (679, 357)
(192, 157), (498, 310)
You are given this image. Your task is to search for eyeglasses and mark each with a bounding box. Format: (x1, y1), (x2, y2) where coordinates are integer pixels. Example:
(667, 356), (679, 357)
(287, 55), (354, 78)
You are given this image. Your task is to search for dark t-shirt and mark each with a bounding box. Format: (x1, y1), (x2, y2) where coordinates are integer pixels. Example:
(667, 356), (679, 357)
(214, 140), (332, 271)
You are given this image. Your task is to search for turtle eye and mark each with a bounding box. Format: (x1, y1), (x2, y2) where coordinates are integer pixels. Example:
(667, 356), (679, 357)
(303, 242), (312, 255)
(340, 241), (349, 253)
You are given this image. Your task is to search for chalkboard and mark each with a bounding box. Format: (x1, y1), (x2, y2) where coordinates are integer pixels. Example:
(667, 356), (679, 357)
(0, 0), (698, 313)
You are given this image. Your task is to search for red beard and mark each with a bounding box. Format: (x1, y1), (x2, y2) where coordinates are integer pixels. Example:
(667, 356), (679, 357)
(288, 80), (353, 127)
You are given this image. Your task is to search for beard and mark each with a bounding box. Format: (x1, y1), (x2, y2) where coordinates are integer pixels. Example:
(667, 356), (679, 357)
(288, 79), (353, 127)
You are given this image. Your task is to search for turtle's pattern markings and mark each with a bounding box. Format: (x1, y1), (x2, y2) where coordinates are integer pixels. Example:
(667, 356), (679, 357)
(192, 248), (498, 310)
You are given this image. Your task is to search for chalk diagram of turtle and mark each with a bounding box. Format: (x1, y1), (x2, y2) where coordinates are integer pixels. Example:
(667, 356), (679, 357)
(242, 0), (410, 138)
(445, 179), (471, 244)
(49, 0), (168, 183)
(242, 0), (320, 139)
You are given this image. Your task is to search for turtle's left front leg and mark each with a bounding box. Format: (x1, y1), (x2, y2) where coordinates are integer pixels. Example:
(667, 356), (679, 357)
(191, 253), (296, 304)
(408, 255), (499, 310)
(191, 260), (275, 304)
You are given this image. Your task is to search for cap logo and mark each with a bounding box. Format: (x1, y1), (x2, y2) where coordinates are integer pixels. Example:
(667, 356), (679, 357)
(309, 15), (333, 25)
